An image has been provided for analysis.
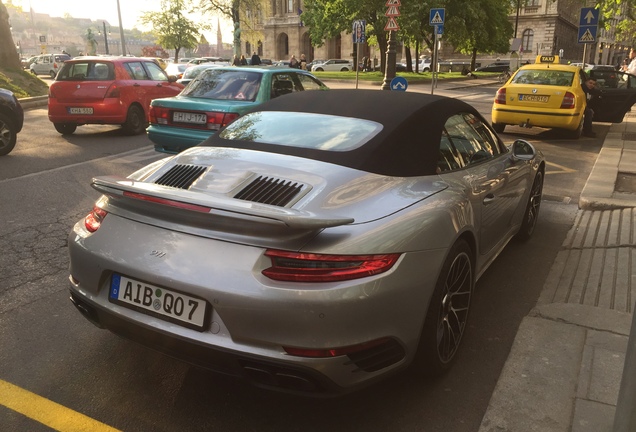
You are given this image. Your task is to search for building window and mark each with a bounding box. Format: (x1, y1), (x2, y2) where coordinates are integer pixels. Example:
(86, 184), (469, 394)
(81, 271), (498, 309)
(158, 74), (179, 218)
(524, 0), (540, 6)
(522, 29), (534, 53)
(285, 0), (293, 13)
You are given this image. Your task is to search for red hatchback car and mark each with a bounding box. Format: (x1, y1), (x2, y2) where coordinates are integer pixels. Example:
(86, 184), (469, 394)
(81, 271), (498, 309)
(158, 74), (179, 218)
(48, 56), (184, 135)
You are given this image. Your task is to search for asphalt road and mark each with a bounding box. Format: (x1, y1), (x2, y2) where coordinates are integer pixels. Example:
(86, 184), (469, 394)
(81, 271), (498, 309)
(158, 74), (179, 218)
(0, 83), (600, 431)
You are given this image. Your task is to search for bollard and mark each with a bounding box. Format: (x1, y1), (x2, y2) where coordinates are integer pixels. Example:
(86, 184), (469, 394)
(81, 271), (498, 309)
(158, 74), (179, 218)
(613, 308), (636, 431)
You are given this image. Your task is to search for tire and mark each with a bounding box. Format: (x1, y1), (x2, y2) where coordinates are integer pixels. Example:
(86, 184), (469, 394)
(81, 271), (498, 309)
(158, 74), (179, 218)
(423, 67), (430, 72)
(0, 113), (17, 156)
(515, 170), (543, 241)
(50, 70), (56, 79)
(492, 123), (505, 133)
(340, 67), (349, 72)
(564, 117), (583, 139)
(315, 67), (324, 72)
(54, 123), (77, 135)
(122, 105), (146, 135)
(414, 239), (474, 377)
(30, 69), (36, 75)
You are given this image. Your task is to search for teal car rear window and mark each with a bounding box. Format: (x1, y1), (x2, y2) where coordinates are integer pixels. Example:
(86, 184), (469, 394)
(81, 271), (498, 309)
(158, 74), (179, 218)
(182, 70), (262, 101)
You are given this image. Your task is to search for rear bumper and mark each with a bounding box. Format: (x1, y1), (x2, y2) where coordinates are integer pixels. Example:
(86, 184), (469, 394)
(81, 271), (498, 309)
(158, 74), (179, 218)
(147, 124), (214, 154)
(492, 105), (583, 130)
(48, 99), (127, 125)
(69, 288), (343, 396)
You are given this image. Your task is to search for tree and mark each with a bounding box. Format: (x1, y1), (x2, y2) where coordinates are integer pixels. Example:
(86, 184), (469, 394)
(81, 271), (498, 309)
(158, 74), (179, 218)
(443, 0), (513, 70)
(140, 0), (206, 63)
(195, 0), (268, 56)
(302, 0), (390, 72)
(0, 0), (21, 69)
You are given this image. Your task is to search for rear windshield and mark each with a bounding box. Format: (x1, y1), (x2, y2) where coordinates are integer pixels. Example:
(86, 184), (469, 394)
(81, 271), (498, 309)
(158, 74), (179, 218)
(217, 111), (383, 151)
(181, 69), (262, 101)
(511, 69), (575, 86)
(57, 62), (115, 81)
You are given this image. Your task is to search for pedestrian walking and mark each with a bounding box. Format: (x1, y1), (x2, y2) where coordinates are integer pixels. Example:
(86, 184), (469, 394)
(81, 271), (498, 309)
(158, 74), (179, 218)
(251, 52), (261, 66)
(582, 77), (601, 138)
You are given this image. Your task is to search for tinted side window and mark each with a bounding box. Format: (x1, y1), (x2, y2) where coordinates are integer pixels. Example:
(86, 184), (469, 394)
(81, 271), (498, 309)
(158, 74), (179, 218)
(271, 73), (297, 98)
(463, 113), (506, 156)
(437, 130), (464, 173)
(444, 114), (493, 166)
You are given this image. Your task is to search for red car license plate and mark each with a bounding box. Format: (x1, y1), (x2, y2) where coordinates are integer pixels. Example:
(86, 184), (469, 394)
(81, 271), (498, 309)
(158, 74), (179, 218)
(68, 107), (93, 114)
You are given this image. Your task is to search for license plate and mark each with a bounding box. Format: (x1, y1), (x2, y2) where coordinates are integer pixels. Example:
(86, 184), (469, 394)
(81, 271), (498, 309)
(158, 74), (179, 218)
(519, 94), (549, 103)
(68, 107), (93, 114)
(109, 274), (209, 331)
(173, 111), (206, 124)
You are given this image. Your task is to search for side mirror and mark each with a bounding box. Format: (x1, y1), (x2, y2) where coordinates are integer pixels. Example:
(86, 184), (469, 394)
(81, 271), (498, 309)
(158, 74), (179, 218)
(511, 139), (536, 160)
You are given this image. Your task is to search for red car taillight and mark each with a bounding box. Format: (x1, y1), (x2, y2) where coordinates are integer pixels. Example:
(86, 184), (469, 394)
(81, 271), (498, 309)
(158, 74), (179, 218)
(494, 88), (506, 104)
(105, 84), (120, 98)
(560, 91), (575, 109)
(262, 250), (400, 282)
(149, 105), (170, 125)
(84, 206), (108, 232)
(206, 112), (240, 130)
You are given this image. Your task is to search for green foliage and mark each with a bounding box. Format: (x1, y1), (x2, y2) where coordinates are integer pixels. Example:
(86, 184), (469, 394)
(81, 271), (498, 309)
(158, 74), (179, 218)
(140, 0), (206, 62)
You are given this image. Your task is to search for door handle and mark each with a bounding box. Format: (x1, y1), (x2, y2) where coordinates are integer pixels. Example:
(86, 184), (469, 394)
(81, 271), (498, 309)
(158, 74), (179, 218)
(133, 83), (140, 87)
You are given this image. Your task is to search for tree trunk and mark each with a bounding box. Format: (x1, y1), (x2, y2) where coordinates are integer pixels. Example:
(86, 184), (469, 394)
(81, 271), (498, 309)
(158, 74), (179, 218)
(0, 1), (21, 70)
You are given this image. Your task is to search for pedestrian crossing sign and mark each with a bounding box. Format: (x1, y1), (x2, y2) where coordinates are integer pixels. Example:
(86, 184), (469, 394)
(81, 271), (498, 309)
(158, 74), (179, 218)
(429, 8), (445, 26)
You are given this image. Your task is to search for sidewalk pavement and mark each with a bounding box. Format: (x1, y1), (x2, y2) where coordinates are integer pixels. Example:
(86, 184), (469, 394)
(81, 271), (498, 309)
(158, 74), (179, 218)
(479, 113), (636, 431)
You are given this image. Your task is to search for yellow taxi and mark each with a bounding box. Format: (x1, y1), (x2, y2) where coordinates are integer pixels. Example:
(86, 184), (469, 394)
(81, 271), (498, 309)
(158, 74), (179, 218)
(491, 55), (636, 138)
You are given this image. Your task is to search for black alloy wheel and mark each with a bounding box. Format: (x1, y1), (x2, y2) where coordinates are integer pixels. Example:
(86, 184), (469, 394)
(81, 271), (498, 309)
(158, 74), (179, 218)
(515, 170), (543, 241)
(0, 113), (17, 156)
(415, 239), (473, 376)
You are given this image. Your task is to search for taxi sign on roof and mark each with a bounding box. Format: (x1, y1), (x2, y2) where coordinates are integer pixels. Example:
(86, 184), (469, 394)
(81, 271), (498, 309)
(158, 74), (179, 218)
(536, 55), (559, 64)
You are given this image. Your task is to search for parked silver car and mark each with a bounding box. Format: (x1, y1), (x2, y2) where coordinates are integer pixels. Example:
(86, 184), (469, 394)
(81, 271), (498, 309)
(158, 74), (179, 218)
(29, 53), (71, 78)
(68, 90), (545, 395)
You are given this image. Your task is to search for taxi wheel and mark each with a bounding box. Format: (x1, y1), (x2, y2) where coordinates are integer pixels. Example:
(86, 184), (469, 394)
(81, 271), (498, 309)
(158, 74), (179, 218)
(564, 119), (583, 139)
(492, 123), (505, 133)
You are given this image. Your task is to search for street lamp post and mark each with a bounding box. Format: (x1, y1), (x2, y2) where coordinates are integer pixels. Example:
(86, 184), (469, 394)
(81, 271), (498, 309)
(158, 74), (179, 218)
(116, 0), (127, 56)
(381, 31), (397, 90)
(102, 21), (109, 55)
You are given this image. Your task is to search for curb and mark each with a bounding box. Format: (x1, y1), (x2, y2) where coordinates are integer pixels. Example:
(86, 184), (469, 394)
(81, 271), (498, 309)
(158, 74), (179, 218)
(19, 95), (48, 110)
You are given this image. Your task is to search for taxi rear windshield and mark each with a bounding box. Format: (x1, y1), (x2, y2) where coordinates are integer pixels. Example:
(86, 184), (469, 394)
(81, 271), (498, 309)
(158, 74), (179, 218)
(57, 62), (115, 81)
(511, 70), (575, 86)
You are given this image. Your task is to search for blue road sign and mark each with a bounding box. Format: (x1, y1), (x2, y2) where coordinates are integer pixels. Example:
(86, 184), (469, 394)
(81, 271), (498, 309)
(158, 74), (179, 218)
(579, 7), (599, 26)
(578, 7), (599, 44)
(578, 26), (597, 44)
(390, 76), (408, 91)
(352, 20), (366, 44)
(429, 8), (445, 26)
(436, 25), (444, 35)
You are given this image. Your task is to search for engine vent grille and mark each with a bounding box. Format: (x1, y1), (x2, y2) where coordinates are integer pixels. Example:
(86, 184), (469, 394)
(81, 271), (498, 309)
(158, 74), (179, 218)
(154, 165), (207, 189)
(234, 176), (304, 207)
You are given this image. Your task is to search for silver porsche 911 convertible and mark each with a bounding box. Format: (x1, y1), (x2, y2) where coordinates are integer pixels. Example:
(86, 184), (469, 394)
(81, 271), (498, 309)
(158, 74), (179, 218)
(68, 89), (545, 395)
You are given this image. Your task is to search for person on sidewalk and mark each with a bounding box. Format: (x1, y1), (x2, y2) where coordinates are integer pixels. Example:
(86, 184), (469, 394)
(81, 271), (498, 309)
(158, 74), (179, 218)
(581, 77), (601, 138)
(250, 52), (261, 66)
(627, 48), (636, 74)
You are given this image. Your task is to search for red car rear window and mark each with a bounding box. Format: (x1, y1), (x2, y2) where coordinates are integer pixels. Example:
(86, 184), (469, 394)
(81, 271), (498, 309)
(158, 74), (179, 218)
(57, 62), (115, 81)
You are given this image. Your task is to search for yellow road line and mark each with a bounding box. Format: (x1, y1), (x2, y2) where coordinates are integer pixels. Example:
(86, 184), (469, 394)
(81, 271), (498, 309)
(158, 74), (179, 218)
(0, 379), (120, 432)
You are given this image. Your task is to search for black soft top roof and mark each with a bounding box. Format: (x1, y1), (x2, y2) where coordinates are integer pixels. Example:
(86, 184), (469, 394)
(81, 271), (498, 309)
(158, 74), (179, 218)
(202, 89), (483, 177)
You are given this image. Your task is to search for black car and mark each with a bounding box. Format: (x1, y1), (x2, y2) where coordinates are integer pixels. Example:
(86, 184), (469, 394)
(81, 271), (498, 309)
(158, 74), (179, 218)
(0, 89), (24, 156)
(475, 61), (511, 73)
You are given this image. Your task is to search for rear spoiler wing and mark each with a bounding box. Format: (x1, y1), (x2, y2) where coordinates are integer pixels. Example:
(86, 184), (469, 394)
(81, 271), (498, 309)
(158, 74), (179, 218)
(92, 176), (354, 230)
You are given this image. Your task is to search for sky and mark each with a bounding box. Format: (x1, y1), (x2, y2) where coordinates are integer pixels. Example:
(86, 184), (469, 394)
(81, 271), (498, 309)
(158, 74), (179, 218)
(11, 0), (232, 41)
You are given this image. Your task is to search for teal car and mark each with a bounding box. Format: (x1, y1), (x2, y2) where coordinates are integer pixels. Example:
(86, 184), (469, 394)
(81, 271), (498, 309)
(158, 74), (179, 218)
(148, 66), (329, 153)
